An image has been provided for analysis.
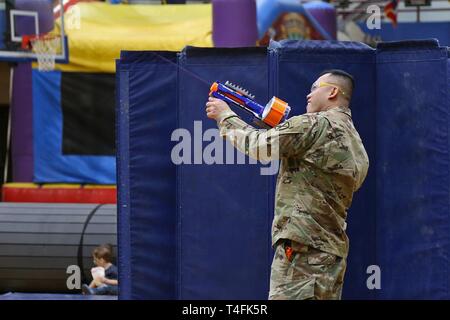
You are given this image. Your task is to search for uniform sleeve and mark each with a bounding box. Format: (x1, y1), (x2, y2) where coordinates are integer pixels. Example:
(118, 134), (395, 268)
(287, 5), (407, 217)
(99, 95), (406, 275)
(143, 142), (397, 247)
(354, 148), (370, 192)
(217, 110), (320, 161)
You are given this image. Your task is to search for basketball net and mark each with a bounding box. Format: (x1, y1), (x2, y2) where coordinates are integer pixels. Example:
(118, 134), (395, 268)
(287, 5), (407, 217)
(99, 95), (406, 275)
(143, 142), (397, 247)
(30, 35), (61, 72)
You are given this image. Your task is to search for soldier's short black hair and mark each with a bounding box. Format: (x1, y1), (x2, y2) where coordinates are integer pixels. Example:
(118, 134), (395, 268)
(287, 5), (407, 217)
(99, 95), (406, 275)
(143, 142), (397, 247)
(319, 69), (355, 90)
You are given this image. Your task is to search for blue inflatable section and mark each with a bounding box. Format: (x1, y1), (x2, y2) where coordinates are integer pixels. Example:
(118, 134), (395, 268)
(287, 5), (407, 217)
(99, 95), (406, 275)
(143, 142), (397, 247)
(256, 0), (334, 40)
(117, 40), (450, 300)
(0, 7), (6, 49)
(33, 70), (116, 183)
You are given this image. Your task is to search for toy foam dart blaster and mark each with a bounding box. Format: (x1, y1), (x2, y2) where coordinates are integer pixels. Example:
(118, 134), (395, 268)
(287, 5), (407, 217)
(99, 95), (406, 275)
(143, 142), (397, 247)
(209, 81), (291, 128)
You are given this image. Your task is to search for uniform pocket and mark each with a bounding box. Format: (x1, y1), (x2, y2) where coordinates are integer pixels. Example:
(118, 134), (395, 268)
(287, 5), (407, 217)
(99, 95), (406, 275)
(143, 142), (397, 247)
(307, 251), (337, 265)
(269, 276), (315, 300)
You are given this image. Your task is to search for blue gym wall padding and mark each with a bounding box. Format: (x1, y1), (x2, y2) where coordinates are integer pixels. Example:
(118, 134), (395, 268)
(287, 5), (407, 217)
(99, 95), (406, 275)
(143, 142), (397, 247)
(116, 51), (178, 299)
(375, 40), (450, 299)
(117, 39), (450, 300)
(270, 40), (377, 299)
(177, 47), (272, 299)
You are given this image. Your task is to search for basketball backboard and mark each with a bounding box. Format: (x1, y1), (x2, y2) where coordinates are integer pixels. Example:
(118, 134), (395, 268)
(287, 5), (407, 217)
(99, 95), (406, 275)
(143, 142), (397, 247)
(0, 0), (68, 63)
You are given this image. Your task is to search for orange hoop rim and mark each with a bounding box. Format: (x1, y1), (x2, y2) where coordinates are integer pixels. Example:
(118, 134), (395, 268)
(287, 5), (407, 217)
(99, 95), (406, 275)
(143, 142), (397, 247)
(22, 34), (61, 50)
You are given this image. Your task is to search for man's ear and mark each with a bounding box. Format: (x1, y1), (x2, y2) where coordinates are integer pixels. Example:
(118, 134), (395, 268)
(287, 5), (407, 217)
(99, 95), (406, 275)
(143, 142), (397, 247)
(328, 87), (339, 100)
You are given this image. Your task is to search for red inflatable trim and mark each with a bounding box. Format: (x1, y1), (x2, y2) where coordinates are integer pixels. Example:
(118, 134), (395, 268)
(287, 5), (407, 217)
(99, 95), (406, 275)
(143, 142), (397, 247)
(1, 184), (117, 204)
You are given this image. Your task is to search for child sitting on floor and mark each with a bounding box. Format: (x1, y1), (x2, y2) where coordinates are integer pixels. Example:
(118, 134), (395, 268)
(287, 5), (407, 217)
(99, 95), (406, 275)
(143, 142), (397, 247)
(81, 244), (118, 295)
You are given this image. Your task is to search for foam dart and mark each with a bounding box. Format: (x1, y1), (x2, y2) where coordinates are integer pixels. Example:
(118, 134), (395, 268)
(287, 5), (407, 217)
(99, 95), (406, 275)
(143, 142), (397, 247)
(209, 81), (291, 127)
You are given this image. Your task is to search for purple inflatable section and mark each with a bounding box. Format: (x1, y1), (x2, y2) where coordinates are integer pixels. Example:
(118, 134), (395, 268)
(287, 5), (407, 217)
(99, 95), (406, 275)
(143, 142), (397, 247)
(14, 0), (54, 37)
(212, 0), (258, 47)
(11, 63), (33, 182)
(10, 0), (54, 182)
(304, 1), (337, 40)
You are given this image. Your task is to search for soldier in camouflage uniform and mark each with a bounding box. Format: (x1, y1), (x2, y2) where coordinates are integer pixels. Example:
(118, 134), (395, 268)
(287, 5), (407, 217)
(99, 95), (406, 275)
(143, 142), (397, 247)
(205, 70), (369, 300)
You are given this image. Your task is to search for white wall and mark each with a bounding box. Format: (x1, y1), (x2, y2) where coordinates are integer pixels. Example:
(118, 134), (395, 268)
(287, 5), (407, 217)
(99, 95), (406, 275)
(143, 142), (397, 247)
(397, 0), (450, 22)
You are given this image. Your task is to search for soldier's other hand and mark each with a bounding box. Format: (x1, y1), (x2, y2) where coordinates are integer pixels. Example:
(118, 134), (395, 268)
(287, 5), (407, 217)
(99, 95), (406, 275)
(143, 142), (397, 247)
(205, 97), (231, 121)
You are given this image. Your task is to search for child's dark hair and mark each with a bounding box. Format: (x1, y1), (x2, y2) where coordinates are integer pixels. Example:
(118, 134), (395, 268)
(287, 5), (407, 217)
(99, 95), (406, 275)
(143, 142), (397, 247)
(93, 243), (113, 263)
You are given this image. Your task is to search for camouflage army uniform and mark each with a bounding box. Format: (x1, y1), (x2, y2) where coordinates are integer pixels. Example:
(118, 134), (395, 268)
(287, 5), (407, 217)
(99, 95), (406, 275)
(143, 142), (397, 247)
(217, 106), (369, 300)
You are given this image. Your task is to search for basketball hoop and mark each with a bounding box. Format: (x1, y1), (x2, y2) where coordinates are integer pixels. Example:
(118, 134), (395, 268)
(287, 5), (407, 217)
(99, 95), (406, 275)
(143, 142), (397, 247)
(28, 34), (61, 72)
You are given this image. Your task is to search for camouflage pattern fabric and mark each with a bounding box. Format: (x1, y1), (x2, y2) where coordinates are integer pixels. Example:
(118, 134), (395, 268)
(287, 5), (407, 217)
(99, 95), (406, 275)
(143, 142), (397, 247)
(269, 239), (346, 300)
(217, 106), (369, 258)
(217, 105), (369, 299)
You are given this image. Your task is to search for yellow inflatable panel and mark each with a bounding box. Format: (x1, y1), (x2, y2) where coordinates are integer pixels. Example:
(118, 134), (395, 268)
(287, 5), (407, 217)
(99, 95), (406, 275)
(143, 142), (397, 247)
(84, 185), (116, 189)
(2, 183), (37, 188)
(41, 184), (81, 189)
(53, 3), (213, 73)
(3, 183), (81, 189)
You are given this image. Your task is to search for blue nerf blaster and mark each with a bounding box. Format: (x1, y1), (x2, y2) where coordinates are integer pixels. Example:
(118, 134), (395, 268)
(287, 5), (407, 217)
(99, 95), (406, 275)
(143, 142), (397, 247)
(209, 81), (291, 127)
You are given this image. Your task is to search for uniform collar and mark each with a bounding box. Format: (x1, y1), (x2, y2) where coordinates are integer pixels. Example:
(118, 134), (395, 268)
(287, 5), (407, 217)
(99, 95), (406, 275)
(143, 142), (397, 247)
(330, 105), (352, 118)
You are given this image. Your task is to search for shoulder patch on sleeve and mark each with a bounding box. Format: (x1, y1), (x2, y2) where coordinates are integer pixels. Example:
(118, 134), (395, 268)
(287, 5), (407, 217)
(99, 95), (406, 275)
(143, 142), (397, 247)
(275, 121), (291, 131)
(275, 114), (318, 134)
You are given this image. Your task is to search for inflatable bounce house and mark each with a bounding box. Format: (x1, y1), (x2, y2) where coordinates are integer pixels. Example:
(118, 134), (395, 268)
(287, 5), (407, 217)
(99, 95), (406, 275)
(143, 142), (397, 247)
(0, 0), (337, 298)
(0, 0), (449, 300)
(0, 0), (213, 298)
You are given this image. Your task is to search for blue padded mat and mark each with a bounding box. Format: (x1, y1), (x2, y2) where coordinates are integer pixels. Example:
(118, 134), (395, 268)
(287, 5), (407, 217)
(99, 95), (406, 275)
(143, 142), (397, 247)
(0, 293), (117, 300)
(116, 51), (178, 299)
(177, 47), (273, 299)
(116, 39), (450, 300)
(270, 40), (377, 299)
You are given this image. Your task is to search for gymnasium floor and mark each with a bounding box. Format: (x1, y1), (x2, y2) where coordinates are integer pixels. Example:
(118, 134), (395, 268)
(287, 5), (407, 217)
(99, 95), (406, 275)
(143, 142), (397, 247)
(0, 292), (117, 300)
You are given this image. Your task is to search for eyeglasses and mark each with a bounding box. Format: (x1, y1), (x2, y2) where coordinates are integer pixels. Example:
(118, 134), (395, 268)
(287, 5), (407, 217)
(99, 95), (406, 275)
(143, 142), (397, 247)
(310, 81), (347, 97)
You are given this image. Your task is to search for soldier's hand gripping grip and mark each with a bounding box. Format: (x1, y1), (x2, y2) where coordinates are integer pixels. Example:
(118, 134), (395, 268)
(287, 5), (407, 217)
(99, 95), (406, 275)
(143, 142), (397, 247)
(209, 81), (291, 127)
